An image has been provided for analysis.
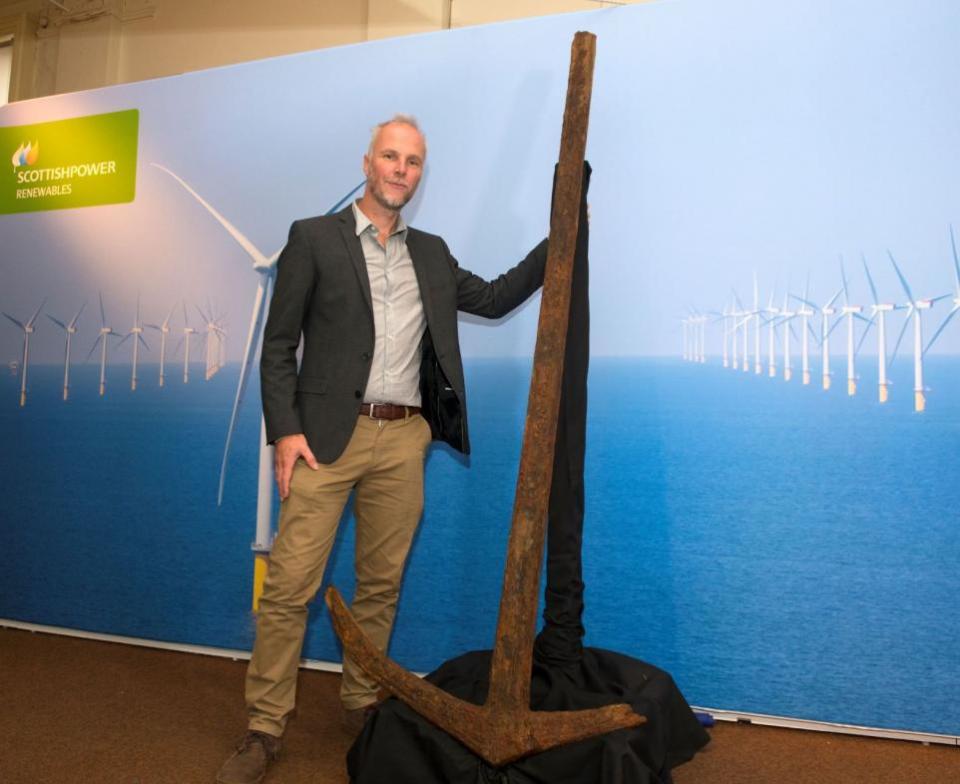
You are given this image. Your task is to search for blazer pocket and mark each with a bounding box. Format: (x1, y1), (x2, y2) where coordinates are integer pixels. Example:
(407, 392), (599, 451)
(296, 375), (328, 394)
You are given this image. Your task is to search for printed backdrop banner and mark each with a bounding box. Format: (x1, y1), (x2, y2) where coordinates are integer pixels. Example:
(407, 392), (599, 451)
(1, 0), (958, 737)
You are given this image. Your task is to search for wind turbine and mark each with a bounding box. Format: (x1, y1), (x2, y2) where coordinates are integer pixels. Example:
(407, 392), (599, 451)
(763, 289), (780, 378)
(714, 305), (731, 368)
(146, 303), (177, 387)
(780, 292), (796, 382)
(699, 313), (707, 363)
(196, 303), (225, 380)
(87, 292), (117, 396)
(753, 273), (762, 374)
(730, 291), (749, 371)
(153, 162), (363, 610)
(2, 299), (45, 407)
(117, 294), (150, 391)
(175, 302), (199, 383)
(861, 255), (899, 403)
(47, 301), (86, 401)
(839, 258), (868, 396)
(816, 289), (842, 390)
(792, 278), (816, 385)
(888, 251), (948, 412)
(923, 225), (960, 360)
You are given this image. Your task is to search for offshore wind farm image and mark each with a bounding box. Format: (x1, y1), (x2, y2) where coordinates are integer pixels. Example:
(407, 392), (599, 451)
(1, 0), (958, 743)
(683, 231), (960, 412)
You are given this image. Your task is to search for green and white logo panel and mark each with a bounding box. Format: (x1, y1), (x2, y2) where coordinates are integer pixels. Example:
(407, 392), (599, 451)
(1, 109), (139, 214)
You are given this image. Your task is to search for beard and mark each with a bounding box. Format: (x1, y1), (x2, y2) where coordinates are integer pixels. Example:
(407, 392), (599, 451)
(369, 175), (414, 211)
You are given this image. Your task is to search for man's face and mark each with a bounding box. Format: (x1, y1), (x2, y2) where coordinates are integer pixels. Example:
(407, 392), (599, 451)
(362, 122), (426, 211)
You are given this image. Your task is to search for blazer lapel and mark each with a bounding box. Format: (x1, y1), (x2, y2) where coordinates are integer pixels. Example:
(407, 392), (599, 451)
(336, 206), (373, 313)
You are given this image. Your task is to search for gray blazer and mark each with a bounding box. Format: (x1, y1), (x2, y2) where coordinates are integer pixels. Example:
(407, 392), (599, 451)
(260, 205), (547, 463)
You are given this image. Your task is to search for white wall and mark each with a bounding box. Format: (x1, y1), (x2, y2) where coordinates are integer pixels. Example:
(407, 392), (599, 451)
(0, 0), (647, 101)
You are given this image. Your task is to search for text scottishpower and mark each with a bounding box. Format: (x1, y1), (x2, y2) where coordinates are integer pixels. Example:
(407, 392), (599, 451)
(15, 159), (117, 183)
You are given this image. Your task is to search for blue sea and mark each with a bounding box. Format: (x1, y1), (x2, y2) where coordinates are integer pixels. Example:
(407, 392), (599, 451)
(1, 356), (958, 736)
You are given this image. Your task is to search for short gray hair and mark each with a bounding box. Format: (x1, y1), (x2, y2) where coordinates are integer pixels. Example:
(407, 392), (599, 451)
(367, 114), (426, 159)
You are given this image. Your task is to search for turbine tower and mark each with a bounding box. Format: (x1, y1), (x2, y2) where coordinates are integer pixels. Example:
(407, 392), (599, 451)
(889, 251), (948, 412)
(118, 294), (150, 391)
(779, 292), (797, 381)
(763, 290), (780, 378)
(146, 303), (177, 387)
(862, 255), (898, 403)
(2, 299), (45, 407)
(47, 301), (86, 401)
(153, 162), (362, 610)
(923, 225), (960, 360)
(176, 302), (199, 383)
(817, 289), (842, 390)
(753, 273), (762, 374)
(792, 278), (815, 386)
(87, 292), (117, 396)
(731, 287), (756, 373)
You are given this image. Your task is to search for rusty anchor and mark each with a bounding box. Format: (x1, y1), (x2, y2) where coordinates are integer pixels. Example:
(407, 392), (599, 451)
(325, 31), (646, 767)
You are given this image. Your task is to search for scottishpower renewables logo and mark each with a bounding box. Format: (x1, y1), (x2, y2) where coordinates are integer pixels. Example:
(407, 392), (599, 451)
(0, 109), (138, 214)
(12, 140), (40, 169)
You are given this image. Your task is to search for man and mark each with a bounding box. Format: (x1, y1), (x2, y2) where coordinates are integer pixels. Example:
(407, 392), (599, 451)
(216, 115), (548, 784)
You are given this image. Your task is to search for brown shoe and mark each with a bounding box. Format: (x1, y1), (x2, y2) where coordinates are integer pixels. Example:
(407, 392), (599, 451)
(341, 703), (378, 736)
(216, 731), (281, 784)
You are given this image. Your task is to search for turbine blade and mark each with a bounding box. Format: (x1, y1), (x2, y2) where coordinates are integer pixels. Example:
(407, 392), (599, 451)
(152, 164), (271, 267)
(855, 316), (875, 357)
(138, 334), (151, 351)
(71, 300), (87, 328)
(951, 224), (960, 293)
(47, 315), (67, 330)
(117, 333), (133, 347)
(27, 298), (47, 328)
(888, 311), (912, 370)
(924, 308), (959, 356)
(218, 280), (269, 505)
(85, 336), (103, 361)
(99, 292), (107, 327)
(888, 251), (916, 306)
(825, 316), (844, 340)
(840, 255), (850, 305)
(324, 181), (365, 216)
(3, 313), (25, 330)
(862, 254), (879, 305)
(163, 303), (177, 329)
(825, 288), (843, 309)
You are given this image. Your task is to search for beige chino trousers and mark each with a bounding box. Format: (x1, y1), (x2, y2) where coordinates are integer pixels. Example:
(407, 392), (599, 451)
(245, 413), (432, 736)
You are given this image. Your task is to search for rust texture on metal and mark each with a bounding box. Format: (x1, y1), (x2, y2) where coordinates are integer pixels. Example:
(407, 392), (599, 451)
(325, 31), (646, 768)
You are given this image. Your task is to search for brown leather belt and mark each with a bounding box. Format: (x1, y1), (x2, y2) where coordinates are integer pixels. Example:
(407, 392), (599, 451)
(359, 403), (421, 420)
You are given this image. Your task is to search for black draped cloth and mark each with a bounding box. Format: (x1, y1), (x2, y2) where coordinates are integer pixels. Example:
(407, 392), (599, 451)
(347, 165), (709, 783)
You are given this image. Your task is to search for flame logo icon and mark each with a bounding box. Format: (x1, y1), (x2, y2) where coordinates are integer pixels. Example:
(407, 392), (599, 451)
(11, 140), (40, 170)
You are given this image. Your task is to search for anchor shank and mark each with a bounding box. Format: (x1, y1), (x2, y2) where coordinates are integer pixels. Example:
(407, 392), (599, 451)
(487, 31), (596, 712)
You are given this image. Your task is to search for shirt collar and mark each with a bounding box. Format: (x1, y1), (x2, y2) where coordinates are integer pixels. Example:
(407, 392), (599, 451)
(352, 200), (407, 238)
